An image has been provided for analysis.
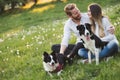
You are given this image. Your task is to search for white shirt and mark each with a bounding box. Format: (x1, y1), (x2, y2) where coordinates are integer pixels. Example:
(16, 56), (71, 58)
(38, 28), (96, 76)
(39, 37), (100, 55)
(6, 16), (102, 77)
(95, 17), (117, 42)
(61, 13), (90, 46)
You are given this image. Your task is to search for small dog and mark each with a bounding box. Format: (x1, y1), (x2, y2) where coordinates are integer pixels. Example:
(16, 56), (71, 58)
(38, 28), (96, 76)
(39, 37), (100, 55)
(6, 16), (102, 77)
(42, 51), (62, 77)
(77, 23), (108, 65)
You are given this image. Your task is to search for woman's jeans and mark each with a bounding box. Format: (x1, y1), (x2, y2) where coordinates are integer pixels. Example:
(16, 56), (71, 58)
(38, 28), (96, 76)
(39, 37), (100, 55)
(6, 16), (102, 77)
(78, 39), (119, 59)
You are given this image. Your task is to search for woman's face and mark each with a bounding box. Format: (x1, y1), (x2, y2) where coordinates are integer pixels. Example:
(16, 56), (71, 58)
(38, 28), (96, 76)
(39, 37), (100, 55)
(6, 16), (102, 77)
(87, 8), (92, 18)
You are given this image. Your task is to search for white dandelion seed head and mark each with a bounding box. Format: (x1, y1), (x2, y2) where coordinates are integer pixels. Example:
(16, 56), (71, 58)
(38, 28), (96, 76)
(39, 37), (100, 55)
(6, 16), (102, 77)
(2, 70), (4, 73)
(0, 39), (4, 42)
(0, 51), (2, 53)
(22, 35), (25, 40)
(10, 50), (13, 53)
(16, 50), (19, 55)
(38, 41), (42, 44)
(53, 34), (55, 37)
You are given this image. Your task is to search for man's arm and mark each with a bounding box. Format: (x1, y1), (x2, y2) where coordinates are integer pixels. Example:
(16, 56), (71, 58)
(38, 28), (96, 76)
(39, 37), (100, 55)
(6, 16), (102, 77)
(60, 45), (67, 54)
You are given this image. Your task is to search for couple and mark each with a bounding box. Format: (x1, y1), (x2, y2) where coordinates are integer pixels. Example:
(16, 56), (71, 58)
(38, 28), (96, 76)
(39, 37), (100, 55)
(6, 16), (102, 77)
(51, 3), (119, 69)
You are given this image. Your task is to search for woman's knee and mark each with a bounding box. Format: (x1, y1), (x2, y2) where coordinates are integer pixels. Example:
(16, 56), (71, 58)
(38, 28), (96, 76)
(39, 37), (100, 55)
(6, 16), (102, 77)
(107, 40), (119, 50)
(78, 48), (88, 57)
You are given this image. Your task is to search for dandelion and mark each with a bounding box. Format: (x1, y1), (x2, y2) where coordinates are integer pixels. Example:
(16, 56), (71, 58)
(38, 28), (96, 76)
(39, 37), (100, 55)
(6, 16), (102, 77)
(17, 55), (21, 58)
(0, 50), (2, 53)
(52, 28), (55, 31)
(38, 41), (42, 44)
(114, 22), (117, 26)
(57, 35), (62, 39)
(53, 34), (56, 37)
(32, 37), (34, 40)
(7, 46), (9, 49)
(2, 70), (4, 73)
(16, 50), (19, 55)
(36, 47), (38, 50)
(6, 58), (8, 61)
(10, 50), (13, 53)
(0, 38), (4, 42)
(26, 44), (30, 48)
(50, 42), (53, 46)
(22, 35), (25, 40)
(3, 59), (5, 61)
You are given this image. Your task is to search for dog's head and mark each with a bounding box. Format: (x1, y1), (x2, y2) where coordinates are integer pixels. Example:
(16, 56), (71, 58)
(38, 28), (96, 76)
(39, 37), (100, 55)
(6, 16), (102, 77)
(77, 23), (92, 40)
(43, 51), (57, 66)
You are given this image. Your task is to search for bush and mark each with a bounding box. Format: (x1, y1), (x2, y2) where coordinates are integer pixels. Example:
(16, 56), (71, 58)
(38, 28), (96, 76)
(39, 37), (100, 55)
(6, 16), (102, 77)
(0, 0), (28, 13)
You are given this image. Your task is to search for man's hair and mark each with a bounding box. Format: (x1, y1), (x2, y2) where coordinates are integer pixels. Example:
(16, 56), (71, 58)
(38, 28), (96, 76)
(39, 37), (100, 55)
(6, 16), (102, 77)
(64, 3), (77, 16)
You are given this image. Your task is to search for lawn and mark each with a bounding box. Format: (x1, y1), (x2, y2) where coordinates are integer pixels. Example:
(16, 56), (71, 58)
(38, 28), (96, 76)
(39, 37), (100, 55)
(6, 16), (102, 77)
(0, 0), (120, 80)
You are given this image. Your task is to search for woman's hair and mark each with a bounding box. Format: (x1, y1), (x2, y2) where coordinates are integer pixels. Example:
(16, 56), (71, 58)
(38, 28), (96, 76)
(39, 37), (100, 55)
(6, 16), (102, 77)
(64, 3), (77, 16)
(88, 3), (105, 38)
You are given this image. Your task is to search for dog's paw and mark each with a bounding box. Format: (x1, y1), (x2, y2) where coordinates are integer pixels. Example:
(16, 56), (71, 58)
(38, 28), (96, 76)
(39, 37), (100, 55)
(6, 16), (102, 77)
(57, 70), (63, 76)
(104, 56), (113, 62)
(47, 72), (53, 77)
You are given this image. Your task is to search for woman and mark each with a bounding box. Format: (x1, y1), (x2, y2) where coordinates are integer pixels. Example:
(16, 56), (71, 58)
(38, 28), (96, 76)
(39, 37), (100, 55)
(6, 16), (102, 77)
(78, 3), (119, 61)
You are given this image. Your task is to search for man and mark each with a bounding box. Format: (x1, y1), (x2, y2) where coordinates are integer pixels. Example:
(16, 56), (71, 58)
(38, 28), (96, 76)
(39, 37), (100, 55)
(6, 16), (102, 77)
(52, 3), (90, 70)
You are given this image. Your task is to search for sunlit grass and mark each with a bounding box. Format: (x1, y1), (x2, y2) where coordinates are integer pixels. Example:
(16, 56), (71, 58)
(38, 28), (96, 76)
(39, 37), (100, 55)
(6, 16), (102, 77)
(22, 1), (35, 9)
(31, 4), (55, 13)
(37, 0), (55, 4)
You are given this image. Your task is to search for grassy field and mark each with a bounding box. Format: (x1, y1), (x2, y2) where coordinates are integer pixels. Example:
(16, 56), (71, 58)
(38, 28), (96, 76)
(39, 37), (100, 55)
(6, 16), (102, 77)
(0, 0), (120, 80)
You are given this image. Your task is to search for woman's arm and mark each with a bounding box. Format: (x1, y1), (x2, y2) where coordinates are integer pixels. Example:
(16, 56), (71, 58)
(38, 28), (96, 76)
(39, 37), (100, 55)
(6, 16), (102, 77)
(108, 26), (115, 34)
(101, 17), (116, 41)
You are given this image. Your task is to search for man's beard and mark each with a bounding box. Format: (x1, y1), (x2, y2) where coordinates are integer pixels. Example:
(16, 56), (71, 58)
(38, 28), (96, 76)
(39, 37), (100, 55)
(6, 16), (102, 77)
(73, 17), (80, 21)
(72, 16), (81, 21)
(73, 17), (80, 20)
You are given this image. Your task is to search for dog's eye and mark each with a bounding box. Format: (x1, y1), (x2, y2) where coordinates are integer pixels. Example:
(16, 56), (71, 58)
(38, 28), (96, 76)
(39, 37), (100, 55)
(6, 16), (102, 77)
(82, 27), (85, 31)
(45, 56), (51, 62)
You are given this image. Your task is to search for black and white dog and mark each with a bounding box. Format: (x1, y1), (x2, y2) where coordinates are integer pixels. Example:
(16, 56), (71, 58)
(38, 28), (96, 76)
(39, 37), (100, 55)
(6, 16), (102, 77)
(77, 23), (108, 65)
(42, 51), (62, 77)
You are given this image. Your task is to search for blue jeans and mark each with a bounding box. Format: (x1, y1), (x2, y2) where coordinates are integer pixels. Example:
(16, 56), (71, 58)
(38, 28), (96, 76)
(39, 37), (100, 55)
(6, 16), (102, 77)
(78, 39), (119, 59)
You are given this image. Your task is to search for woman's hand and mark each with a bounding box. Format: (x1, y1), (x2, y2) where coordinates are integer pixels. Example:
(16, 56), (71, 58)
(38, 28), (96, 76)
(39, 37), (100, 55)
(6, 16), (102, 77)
(108, 26), (115, 34)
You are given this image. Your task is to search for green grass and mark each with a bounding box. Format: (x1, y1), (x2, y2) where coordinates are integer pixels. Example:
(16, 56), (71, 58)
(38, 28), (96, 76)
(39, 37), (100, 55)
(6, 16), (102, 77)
(0, 0), (120, 80)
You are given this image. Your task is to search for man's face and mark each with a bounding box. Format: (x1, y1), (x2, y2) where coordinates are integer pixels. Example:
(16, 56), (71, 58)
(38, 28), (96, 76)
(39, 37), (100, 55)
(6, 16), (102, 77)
(70, 8), (81, 20)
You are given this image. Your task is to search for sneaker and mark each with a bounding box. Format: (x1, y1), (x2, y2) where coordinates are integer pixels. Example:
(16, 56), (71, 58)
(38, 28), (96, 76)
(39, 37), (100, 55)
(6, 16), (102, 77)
(77, 59), (96, 64)
(104, 56), (113, 62)
(79, 59), (88, 64)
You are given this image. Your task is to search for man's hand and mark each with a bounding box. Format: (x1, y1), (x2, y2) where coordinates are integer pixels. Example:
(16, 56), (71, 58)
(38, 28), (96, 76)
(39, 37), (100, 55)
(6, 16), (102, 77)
(108, 26), (115, 34)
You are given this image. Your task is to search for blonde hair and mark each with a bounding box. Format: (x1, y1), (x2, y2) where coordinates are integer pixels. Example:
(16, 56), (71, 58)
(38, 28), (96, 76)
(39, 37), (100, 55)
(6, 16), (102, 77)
(64, 3), (77, 16)
(88, 3), (105, 38)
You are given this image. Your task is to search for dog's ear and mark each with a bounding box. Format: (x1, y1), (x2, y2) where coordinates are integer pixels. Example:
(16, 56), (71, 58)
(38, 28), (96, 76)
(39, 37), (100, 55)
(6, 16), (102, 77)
(85, 23), (91, 27)
(43, 51), (49, 56)
(76, 25), (80, 30)
(76, 25), (83, 30)
(51, 51), (56, 57)
(85, 23), (92, 33)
